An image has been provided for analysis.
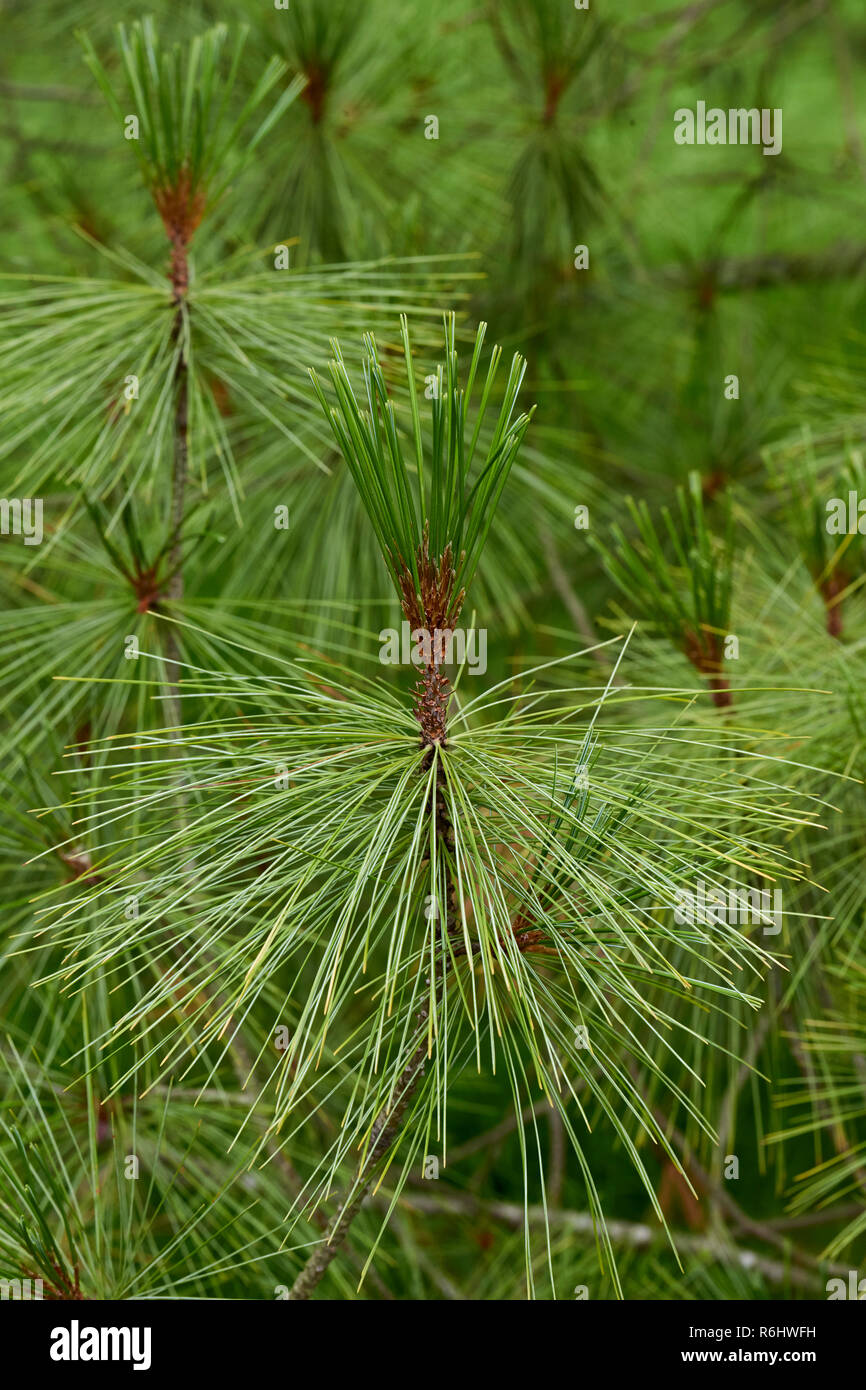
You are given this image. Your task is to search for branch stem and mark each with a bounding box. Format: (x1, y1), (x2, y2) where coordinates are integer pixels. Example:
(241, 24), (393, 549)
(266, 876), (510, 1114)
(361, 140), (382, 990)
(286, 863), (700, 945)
(164, 238), (188, 720)
(287, 1018), (429, 1300)
(289, 659), (456, 1299)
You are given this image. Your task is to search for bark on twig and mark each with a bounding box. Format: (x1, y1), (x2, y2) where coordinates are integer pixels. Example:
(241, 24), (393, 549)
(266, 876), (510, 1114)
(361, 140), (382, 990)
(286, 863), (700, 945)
(155, 174), (202, 718)
(287, 1017), (430, 1300)
(392, 1190), (846, 1293)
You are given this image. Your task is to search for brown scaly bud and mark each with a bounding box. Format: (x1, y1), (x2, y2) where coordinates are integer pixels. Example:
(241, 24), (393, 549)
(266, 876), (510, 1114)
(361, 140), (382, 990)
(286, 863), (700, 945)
(821, 571), (846, 638)
(23, 1261), (83, 1301)
(414, 666), (450, 751)
(683, 628), (732, 708)
(130, 562), (164, 614)
(153, 167), (206, 303)
(396, 523), (465, 634)
(300, 63), (330, 125)
(58, 847), (103, 888)
(395, 525), (467, 749)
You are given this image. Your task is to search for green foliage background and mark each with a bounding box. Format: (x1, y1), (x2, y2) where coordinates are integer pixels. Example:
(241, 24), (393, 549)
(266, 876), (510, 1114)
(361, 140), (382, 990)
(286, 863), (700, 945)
(1, 0), (865, 1301)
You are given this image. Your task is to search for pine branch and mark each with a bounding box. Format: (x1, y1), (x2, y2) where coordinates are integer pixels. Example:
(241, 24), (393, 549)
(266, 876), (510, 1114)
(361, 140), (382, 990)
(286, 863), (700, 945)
(288, 1007), (430, 1299)
(164, 259), (189, 713)
(391, 1190), (846, 1294)
(288, 493), (466, 1299)
(659, 242), (866, 297)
